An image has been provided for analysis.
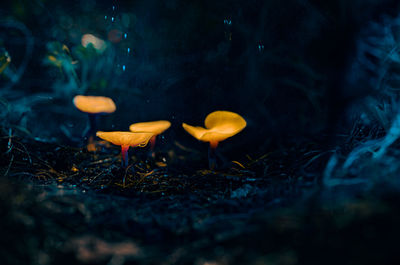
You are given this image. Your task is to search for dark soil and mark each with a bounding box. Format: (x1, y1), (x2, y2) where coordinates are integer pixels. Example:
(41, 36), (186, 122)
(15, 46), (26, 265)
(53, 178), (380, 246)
(1, 131), (400, 265)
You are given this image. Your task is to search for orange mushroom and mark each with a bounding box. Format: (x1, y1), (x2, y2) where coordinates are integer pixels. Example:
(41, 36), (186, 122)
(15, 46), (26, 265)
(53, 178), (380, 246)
(73, 95), (116, 151)
(73, 95), (116, 114)
(96, 131), (153, 167)
(129, 120), (171, 150)
(182, 110), (246, 169)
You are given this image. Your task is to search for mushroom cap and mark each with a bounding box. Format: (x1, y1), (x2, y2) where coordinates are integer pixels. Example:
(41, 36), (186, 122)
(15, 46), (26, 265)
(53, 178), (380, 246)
(96, 131), (154, 147)
(81, 34), (107, 52)
(129, 120), (171, 135)
(73, 95), (116, 114)
(182, 111), (246, 143)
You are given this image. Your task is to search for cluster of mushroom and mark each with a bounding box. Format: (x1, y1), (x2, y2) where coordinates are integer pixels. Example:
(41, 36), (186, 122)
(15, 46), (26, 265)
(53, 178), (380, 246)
(97, 120), (171, 168)
(73, 95), (246, 169)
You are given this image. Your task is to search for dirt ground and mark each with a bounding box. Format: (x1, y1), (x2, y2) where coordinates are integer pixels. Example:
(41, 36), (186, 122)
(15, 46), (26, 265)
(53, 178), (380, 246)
(1, 131), (400, 265)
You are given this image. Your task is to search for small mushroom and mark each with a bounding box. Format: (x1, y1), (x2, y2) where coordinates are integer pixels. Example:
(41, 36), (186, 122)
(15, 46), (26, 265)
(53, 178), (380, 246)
(73, 95), (116, 151)
(81, 34), (107, 53)
(96, 131), (153, 167)
(182, 110), (246, 169)
(129, 120), (171, 150)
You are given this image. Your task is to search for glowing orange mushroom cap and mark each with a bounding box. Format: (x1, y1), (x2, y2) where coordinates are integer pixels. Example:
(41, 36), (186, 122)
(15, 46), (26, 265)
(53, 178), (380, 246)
(182, 110), (246, 144)
(73, 95), (116, 114)
(129, 120), (171, 135)
(96, 131), (153, 147)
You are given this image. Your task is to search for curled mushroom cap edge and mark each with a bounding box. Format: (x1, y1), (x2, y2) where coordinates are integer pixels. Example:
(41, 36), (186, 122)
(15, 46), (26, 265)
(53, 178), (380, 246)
(182, 110), (246, 144)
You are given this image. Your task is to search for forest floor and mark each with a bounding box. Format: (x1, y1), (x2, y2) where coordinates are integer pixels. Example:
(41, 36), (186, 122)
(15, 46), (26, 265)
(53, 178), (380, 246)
(1, 131), (400, 265)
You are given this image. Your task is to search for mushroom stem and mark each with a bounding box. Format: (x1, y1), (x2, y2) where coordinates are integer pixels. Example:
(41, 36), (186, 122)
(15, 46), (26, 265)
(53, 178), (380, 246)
(150, 135), (157, 150)
(121, 145), (130, 167)
(88, 114), (98, 136)
(208, 142), (219, 170)
(83, 114), (99, 139)
(210, 141), (219, 150)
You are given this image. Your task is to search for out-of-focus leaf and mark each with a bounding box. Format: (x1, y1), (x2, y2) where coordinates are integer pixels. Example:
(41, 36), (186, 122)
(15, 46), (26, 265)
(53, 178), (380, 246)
(44, 41), (77, 70)
(0, 49), (11, 74)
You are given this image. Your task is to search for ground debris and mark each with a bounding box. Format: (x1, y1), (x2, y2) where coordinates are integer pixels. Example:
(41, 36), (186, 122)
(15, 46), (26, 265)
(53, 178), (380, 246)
(2, 133), (400, 264)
